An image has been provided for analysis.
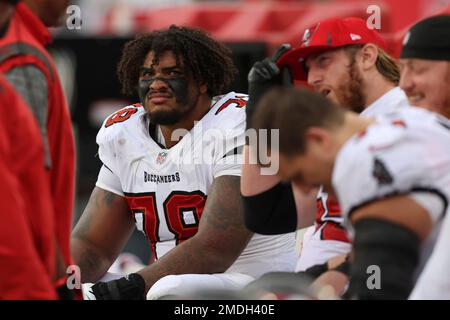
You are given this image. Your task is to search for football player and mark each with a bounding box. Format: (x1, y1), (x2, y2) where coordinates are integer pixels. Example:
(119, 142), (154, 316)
(0, 76), (57, 299)
(399, 15), (450, 119)
(398, 14), (450, 299)
(0, 0), (76, 297)
(0, 74), (57, 300)
(71, 25), (297, 300)
(0, 0), (56, 299)
(251, 86), (450, 299)
(242, 17), (408, 278)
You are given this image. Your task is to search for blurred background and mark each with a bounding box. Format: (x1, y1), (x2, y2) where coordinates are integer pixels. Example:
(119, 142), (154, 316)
(50, 0), (450, 264)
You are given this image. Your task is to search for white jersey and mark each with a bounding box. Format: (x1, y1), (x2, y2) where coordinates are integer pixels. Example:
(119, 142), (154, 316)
(411, 211), (450, 299)
(297, 87), (409, 271)
(360, 87), (408, 117)
(95, 92), (296, 279)
(333, 107), (450, 281)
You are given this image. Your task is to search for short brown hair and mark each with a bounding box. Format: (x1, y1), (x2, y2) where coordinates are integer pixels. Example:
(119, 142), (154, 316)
(251, 87), (345, 156)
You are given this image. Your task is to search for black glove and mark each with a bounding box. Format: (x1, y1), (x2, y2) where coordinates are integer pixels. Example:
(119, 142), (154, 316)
(302, 261), (329, 279)
(246, 44), (293, 129)
(302, 256), (351, 279)
(91, 273), (146, 300)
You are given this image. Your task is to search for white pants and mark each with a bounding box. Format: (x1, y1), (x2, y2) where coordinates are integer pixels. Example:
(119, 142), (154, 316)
(147, 272), (255, 300)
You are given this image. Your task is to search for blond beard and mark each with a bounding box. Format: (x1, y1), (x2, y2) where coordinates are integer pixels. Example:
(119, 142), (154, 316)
(335, 63), (366, 113)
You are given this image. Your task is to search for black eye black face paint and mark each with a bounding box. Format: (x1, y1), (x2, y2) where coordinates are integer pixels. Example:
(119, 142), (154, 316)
(138, 77), (189, 106)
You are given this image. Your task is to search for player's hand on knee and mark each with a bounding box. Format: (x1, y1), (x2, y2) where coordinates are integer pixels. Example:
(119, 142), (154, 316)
(304, 254), (351, 298)
(303, 253), (350, 279)
(327, 253), (350, 270)
(90, 273), (146, 300)
(310, 270), (349, 299)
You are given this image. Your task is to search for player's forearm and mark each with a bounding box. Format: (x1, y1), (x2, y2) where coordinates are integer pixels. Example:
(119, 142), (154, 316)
(292, 185), (318, 229)
(138, 175), (252, 292)
(137, 238), (238, 292)
(71, 238), (113, 283)
(71, 187), (135, 283)
(241, 146), (281, 196)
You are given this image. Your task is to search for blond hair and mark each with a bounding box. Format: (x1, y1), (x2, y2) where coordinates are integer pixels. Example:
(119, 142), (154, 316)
(344, 45), (400, 85)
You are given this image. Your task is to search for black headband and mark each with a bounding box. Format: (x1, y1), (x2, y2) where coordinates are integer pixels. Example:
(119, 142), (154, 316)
(0, 0), (20, 5)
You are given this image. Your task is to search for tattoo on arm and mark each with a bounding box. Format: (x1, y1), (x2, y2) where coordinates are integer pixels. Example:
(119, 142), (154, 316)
(103, 189), (116, 206)
(71, 187), (134, 282)
(201, 176), (249, 232)
(77, 246), (104, 280)
(72, 188), (120, 238)
(138, 176), (253, 291)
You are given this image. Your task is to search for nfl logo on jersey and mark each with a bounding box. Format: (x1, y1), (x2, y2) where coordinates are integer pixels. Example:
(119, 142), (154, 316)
(156, 151), (168, 165)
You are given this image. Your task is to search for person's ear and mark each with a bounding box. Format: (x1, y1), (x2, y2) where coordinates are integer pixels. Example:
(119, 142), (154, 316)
(199, 83), (208, 94)
(305, 127), (332, 150)
(359, 43), (378, 71)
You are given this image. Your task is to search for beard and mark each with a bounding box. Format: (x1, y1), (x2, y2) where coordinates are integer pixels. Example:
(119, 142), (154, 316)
(147, 89), (200, 125)
(334, 63), (366, 113)
(149, 108), (187, 125)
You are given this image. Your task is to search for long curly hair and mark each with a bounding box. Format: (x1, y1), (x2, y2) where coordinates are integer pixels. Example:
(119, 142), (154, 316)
(117, 25), (238, 98)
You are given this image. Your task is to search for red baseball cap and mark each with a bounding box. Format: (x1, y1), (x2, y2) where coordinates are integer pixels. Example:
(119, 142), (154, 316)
(277, 17), (387, 81)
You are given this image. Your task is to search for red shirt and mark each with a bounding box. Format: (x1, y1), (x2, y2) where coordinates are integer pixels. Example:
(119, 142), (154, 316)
(0, 76), (57, 299)
(0, 3), (76, 270)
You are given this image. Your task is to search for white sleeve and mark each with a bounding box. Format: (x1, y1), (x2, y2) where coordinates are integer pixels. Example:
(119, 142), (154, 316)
(410, 212), (450, 299)
(212, 122), (245, 178)
(409, 192), (445, 225)
(96, 113), (122, 177)
(213, 148), (244, 178)
(334, 126), (448, 225)
(95, 165), (124, 196)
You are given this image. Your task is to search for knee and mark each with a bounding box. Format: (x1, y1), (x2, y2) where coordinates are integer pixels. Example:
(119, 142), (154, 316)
(146, 275), (183, 300)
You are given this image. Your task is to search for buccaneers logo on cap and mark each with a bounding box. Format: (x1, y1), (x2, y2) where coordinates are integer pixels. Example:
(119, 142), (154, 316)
(301, 22), (320, 47)
(302, 28), (311, 45)
(403, 31), (411, 45)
